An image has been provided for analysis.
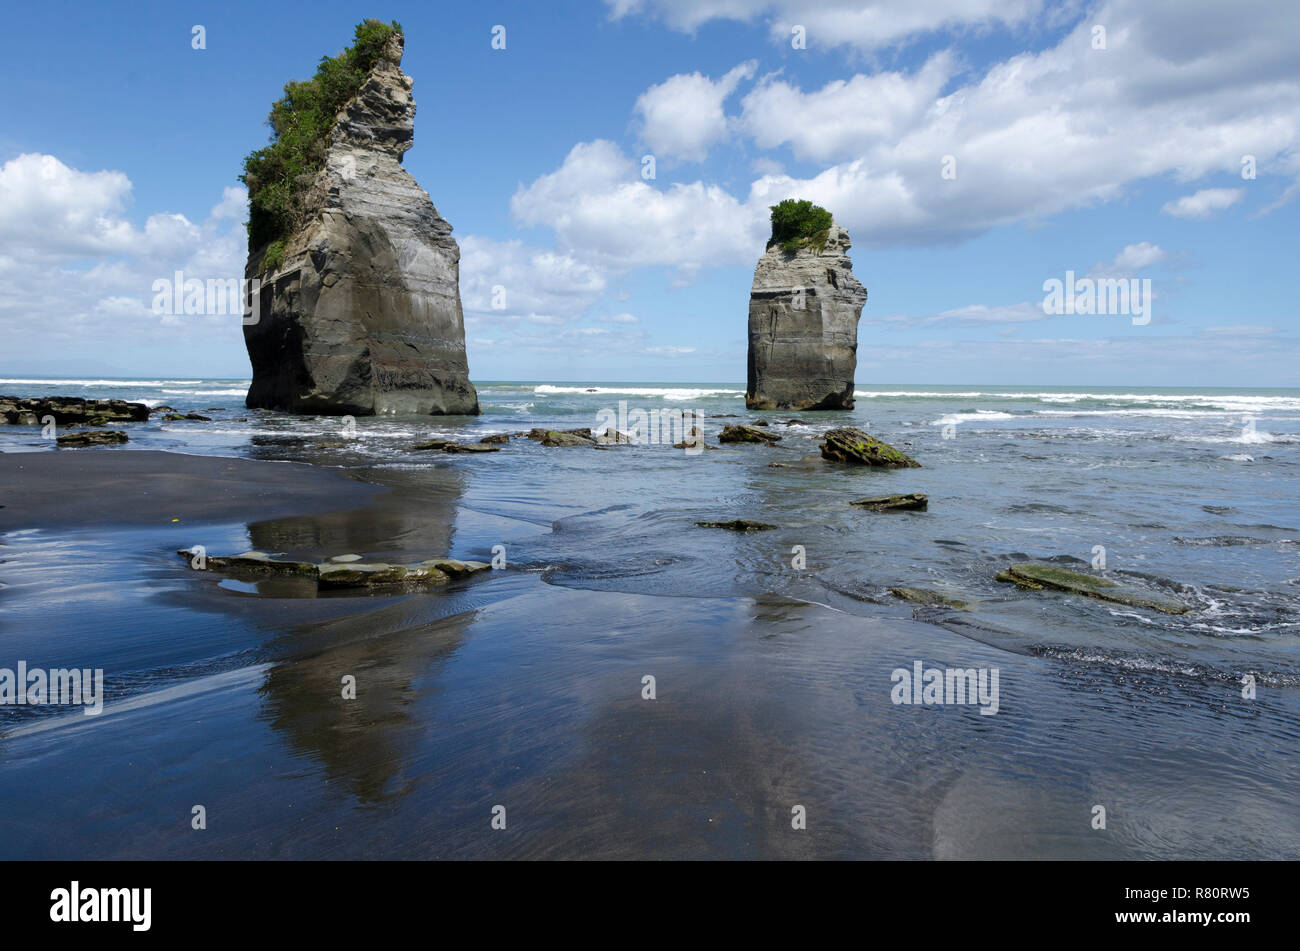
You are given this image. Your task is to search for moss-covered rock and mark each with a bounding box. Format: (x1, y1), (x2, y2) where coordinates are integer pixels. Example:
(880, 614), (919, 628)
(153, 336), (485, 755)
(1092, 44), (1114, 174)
(1000, 563), (1190, 614)
(820, 428), (919, 467)
(56, 429), (129, 447)
(995, 569), (1043, 590)
(718, 424), (781, 445)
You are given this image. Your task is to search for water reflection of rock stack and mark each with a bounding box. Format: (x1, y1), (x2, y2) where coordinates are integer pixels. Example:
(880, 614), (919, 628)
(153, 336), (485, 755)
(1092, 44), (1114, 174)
(249, 465), (472, 804)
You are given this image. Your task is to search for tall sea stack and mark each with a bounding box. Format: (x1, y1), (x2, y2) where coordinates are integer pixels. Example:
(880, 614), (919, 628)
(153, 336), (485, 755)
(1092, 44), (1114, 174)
(746, 214), (866, 411)
(243, 28), (479, 416)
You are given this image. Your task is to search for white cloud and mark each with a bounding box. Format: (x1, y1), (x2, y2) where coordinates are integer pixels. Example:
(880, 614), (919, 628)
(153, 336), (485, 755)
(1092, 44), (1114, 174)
(0, 154), (249, 372)
(510, 140), (765, 272)
(1161, 188), (1244, 218)
(459, 235), (607, 325)
(635, 61), (756, 162)
(738, 53), (955, 162)
(0, 153), (136, 258)
(1109, 242), (1166, 272)
(606, 0), (1044, 51)
(529, 0), (1300, 265)
(600, 312), (640, 323)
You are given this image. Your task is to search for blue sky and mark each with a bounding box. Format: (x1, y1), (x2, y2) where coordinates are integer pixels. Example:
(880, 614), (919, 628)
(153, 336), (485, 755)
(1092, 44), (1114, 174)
(1, 0), (1296, 385)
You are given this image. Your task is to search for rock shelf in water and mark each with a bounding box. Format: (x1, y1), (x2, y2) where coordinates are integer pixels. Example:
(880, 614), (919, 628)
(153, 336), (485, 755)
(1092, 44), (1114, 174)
(997, 563), (1191, 614)
(178, 550), (491, 590)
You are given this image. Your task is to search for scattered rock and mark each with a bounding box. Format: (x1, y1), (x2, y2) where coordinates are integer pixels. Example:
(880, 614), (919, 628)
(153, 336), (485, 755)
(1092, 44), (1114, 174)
(695, 519), (778, 532)
(850, 493), (928, 511)
(162, 413), (210, 421)
(596, 428), (635, 445)
(718, 424), (781, 445)
(753, 419), (770, 426)
(313, 439), (350, 449)
(479, 433), (510, 444)
(56, 430), (129, 447)
(529, 428), (596, 447)
(997, 563), (1190, 614)
(410, 439), (500, 453)
(820, 427), (919, 467)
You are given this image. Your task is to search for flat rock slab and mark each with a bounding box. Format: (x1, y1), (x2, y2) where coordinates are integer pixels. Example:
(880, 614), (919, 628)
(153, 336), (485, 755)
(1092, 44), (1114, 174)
(820, 428), (919, 467)
(851, 493), (928, 511)
(998, 563), (1190, 614)
(178, 550), (492, 591)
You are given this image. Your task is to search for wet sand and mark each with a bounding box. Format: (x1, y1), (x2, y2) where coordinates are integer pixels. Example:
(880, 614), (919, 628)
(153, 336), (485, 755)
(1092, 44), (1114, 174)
(0, 450), (384, 531)
(1, 450), (1297, 859)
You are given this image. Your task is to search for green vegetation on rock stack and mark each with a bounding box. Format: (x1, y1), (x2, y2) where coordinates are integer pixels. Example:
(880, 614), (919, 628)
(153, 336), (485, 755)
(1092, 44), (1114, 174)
(240, 19), (402, 258)
(767, 198), (834, 254)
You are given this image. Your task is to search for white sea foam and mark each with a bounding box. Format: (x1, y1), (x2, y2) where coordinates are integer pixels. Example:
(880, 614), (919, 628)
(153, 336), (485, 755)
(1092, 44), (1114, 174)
(160, 388), (249, 397)
(533, 384), (743, 401)
(930, 410), (1017, 425)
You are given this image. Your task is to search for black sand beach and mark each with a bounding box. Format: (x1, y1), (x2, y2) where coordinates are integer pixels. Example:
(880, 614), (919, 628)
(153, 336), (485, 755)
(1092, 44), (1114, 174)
(2, 446), (1296, 860)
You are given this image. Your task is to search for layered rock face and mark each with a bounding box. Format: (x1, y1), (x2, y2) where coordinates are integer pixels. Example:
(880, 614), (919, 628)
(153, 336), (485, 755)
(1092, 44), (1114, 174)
(746, 224), (866, 411)
(244, 33), (479, 416)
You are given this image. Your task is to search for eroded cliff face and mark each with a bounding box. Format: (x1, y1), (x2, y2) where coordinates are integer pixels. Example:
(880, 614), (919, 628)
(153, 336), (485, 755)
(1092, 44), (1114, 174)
(746, 224), (866, 411)
(243, 32), (479, 416)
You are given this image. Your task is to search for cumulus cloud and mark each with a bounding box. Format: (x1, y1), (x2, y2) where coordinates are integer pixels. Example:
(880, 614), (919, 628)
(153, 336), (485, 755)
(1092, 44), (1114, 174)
(1162, 187), (1244, 218)
(635, 61), (756, 162)
(0, 154), (249, 373)
(460, 235), (607, 326)
(510, 140), (766, 272)
(527, 0), (1300, 262)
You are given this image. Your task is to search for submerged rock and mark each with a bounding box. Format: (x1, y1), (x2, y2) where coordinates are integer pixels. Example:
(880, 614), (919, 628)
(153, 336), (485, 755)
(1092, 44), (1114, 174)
(695, 519), (778, 532)
(718, 424), (781, 445)
(820, 428), (919, 467)
(410, 439), (500, 453)
(242, 31), (478, 417)
(997, 563), (1190, 614)
(479, 433), (510, 444)
(851, 493), (928, 511)
(746, 223), (866, 411)
(889, 587), (972, 610)
(56, 430), (129, 447)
